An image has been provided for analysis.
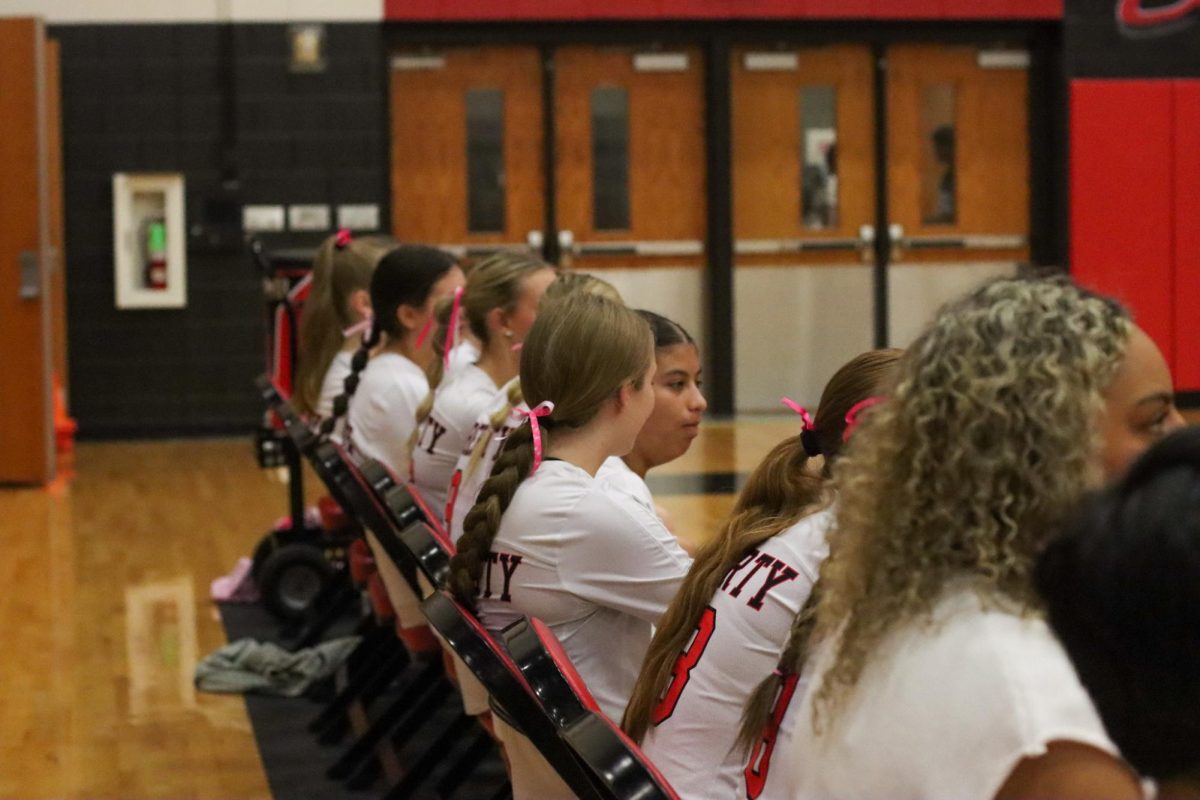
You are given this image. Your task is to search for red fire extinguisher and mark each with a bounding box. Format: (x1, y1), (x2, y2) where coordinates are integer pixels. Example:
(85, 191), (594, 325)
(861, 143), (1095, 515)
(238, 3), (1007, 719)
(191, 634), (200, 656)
(143, 218), (168, 290)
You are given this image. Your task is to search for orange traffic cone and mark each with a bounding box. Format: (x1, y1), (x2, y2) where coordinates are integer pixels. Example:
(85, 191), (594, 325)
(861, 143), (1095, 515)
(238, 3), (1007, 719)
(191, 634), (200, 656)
(53, 373), (77, 455)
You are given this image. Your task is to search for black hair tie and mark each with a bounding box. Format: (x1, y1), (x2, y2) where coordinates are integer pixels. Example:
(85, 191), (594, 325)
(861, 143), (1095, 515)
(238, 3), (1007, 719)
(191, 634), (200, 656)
(800, 428), (823, 458)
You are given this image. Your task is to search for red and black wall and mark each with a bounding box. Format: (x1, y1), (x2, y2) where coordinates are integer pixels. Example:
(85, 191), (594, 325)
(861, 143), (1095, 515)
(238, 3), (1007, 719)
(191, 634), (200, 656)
(1066, 0), (1200, 395)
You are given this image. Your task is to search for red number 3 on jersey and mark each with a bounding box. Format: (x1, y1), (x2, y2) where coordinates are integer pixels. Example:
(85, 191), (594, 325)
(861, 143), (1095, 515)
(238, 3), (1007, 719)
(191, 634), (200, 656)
(651, 606), (717, 724)
(743, 671), (800, 799)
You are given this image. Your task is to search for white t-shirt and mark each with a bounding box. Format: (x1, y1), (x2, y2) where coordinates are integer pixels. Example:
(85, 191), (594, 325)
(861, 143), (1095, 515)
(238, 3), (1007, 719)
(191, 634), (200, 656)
(596, 456), (657, 515)
(476, 459), (692, 721)
(409, 364), (499, 525)
(346, 352), (427, 477)
(316, 350), (354, 419)
(446, 339), (480, 376)
(447, 380), (525, 544)
(642, 508), (833, 800)
(789, 584), (1123, 800)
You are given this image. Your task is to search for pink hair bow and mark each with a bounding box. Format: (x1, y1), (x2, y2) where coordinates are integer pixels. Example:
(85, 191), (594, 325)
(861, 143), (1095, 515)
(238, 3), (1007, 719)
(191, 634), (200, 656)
(342, 313), (373, 339)
(518, 401), (555, 474)
(415, 317), (434, 348)
(843, 397), (884, 442)
(780, 397), (815, 431)
(443, 286), (464, 370)
(335, 228), (352, 249)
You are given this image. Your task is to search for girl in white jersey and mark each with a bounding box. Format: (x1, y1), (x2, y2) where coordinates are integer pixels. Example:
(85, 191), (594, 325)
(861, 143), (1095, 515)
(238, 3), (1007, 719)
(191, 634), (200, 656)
(623, 349), (901, 800)
(448, 294), (691, 799)
(596, 310), (707, 551)
(775, 277), (1153, 800)
(293, 230), (390, 418)
(319, 245), (464, 477)
(445, 272), (623, 544)
(409, 253), (557, 525)
(318, 245), (463, 646)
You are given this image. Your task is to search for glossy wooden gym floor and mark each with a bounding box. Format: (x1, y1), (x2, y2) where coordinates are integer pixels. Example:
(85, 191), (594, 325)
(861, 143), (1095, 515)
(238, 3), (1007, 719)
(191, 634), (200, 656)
(1, 417), (804, 798)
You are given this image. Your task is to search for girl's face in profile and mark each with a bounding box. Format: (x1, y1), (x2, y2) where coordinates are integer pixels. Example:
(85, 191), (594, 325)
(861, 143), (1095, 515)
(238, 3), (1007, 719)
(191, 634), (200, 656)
(1099, 326), (1185, 479)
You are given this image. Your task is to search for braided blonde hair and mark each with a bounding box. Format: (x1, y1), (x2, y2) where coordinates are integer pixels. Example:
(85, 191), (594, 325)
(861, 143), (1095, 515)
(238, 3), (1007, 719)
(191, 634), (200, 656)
(448, 293), (652, 605)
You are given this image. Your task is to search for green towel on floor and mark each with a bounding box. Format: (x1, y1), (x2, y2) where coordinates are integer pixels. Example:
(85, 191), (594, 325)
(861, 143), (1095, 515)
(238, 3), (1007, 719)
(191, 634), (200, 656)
(195, 636), (360, 697)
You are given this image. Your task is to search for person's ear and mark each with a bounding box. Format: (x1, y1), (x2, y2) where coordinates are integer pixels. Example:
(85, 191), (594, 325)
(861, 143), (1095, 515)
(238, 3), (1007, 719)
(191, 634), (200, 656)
(396, 303), (423, 334)
(349, 289), (371, 320)
(614, 381), (634, 413)
(486, 306), (509, 340)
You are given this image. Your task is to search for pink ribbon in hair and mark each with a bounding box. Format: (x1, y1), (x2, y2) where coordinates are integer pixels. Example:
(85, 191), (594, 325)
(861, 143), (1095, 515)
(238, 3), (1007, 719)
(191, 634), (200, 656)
(342, 313), (373, 339)
(443, 286), (464, 370)
(780, 397), (816, 432)
(415, 317), (434, 348)
(518, 401), (555, 474)
(335, 228), (352, 249)
(843, 396), (884, 442)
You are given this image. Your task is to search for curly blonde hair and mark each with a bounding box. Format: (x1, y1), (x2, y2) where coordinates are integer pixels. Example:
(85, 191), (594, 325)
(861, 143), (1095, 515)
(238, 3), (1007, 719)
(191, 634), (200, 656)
(809, 275), (1131, 727)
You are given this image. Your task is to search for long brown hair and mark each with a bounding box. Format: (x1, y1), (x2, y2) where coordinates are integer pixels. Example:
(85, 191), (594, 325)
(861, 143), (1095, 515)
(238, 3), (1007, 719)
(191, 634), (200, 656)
(294, 233), (391, 415)
(622, 349), (902, 744)
(448, 293), (652, 605)
(462, 271), (624, 478)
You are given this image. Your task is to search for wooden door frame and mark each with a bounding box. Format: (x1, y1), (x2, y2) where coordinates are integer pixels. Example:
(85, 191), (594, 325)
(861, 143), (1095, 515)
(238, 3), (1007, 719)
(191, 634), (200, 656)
(382, 19), (1063, 414)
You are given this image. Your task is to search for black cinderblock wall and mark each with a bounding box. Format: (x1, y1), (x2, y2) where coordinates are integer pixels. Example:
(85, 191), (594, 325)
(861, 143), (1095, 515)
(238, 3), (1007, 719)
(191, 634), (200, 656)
(54, 23), (387, 437)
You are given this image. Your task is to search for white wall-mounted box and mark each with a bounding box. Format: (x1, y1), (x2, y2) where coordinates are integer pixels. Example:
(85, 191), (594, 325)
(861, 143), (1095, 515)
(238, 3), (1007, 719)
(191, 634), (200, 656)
(113, 173), (187, 310)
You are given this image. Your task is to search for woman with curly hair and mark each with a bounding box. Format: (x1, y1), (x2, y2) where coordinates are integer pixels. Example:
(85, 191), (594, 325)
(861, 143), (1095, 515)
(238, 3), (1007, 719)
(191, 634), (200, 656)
(776, 276), (1181, 800)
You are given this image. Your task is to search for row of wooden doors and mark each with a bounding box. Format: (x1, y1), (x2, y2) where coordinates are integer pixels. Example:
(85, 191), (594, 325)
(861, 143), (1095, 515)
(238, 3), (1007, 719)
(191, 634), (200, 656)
(389, 43), (1029, 409)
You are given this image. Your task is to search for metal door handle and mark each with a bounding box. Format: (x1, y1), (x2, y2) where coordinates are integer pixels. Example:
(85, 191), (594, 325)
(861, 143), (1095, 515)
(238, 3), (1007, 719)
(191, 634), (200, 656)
(735, 237), (864, 256)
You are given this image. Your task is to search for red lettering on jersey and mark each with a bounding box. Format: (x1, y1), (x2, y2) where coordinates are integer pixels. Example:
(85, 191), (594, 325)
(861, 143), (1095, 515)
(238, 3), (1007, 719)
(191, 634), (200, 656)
(463, 421), (489, 455)
(743, 672), (801, 799)
(479, 552), (523, 602)
(497, 553), (523, 603)
(746, 560), (801, 611)
(420, 418), (449, 455)
(652, 606), (717, 725)
(481, 552), (496, 599)
(721, 551), (758, 591)
(445, 469), (463, 527)
(728, 553), (771, 598)
(1117, 0), (1200, 33)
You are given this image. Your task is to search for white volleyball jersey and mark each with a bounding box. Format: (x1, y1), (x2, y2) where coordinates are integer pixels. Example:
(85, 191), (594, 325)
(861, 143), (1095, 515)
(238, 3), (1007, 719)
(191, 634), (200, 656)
(316, 350), (353, 419)
(446, 339), (480, 376)
(596, 456), (657, 515)
(346, 352), (428, 477)
(641, 508), (833, 800)
(476, 459), (692, 721)
(409, 364), (499, 525)
(447, 379), (525, 544)
(789, 584), (1121, 800)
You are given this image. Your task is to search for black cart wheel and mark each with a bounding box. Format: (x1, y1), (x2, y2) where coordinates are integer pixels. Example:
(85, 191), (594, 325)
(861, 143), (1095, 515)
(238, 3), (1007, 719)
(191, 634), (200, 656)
(258, 544), (334, 619)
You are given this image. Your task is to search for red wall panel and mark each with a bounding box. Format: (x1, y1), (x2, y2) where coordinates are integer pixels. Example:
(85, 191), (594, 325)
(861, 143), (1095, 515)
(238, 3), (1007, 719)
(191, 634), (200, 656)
(385, 0), (1062, 20)
(1071, 80), (1175, 374)
(1174, 80), (1200, 390)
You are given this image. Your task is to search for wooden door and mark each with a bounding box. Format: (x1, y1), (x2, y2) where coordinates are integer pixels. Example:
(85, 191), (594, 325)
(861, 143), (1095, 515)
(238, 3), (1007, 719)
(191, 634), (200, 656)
(0, 17), (55, 484)
(731, 45), (877, 410)
(553, 45), (706, 268)
(885, 44), (1029, 343)
(390, 47), (544, 255)
(733, 45), (876, 264)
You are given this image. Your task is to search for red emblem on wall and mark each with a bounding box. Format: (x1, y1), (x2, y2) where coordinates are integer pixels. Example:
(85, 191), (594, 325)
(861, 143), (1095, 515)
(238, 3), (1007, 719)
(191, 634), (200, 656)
(1117, 0), (1200, 34)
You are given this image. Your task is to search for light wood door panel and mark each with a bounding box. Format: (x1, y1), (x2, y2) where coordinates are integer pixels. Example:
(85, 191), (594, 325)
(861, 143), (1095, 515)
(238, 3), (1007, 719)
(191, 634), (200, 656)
(886, 45), (1029, 261)
(390, 47), (544, 247)
(732, 44), (875, 266)
(0, 17), (54, 484)
(554, 45), (706, 269)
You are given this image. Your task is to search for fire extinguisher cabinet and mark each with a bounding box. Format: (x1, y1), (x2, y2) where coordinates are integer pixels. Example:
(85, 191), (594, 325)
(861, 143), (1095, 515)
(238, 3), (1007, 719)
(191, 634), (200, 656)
(112, 172), (187, 309)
